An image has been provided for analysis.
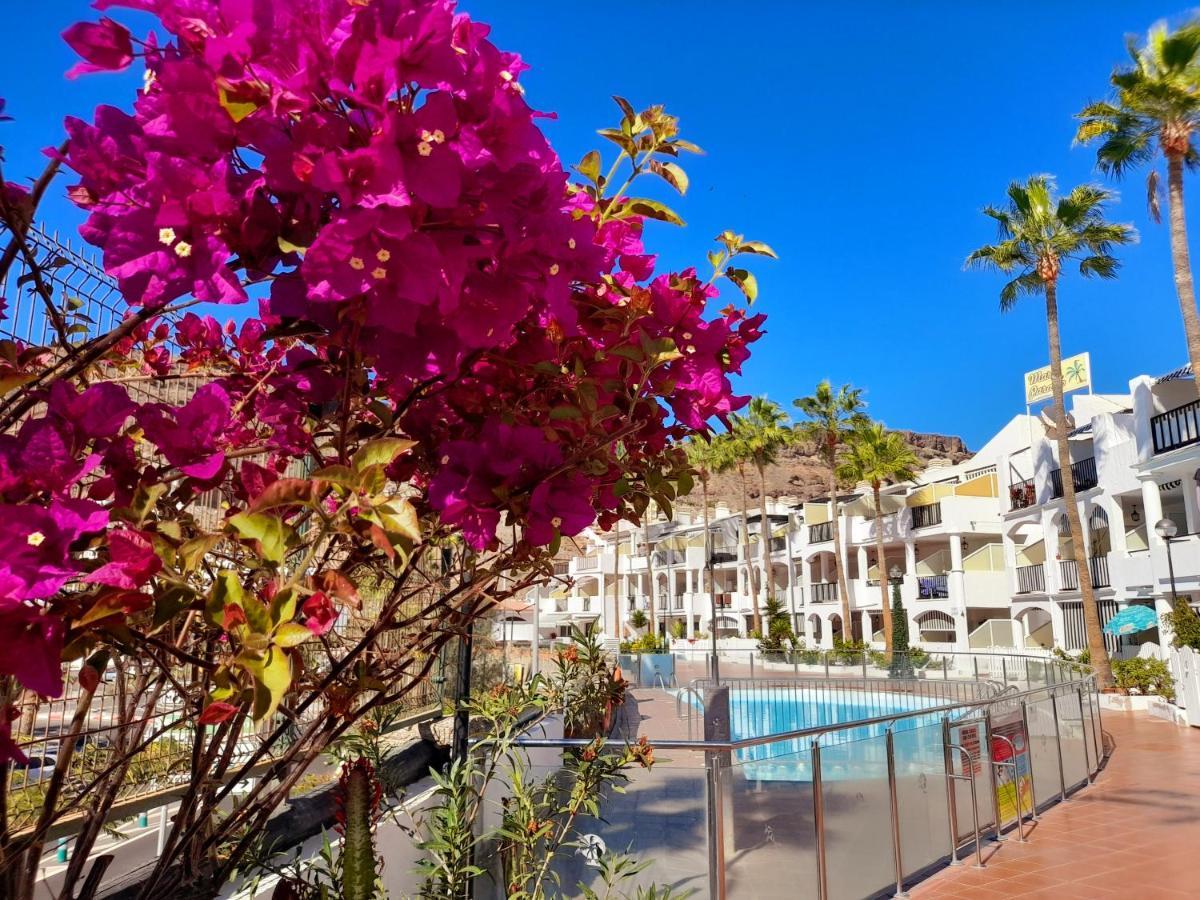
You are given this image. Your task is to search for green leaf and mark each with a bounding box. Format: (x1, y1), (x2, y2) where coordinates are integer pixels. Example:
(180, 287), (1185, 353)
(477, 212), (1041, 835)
(378, 498), (421, 542)
(597, 128), (636, 156)
(179, 534), (221, 573)
(649, 160), (688, 195)
(352, 437), (416, 472)
(249, 478), (313, 512)
(153, 586), (195, 628)
(576, 150), (602, 184)
(229, 512), (293, 564)
(613, 95), (637, 125)
(274, 622), (312, 648)
(207, 570), (247, 628)
(242, 646), (293, 721)
(724, 267), (758, 303)
(549, 405), (583, 420)
(625, 198), (684, 226)
(736, 240), (778, 259)
(269, 587), (297, 626)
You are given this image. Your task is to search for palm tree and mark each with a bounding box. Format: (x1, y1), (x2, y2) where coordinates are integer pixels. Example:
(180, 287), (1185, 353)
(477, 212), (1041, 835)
(686, 439), (722, 640)
(732, 397), (796, 634)
(794, 381), (869, 642)
(837, 422), (920, 653)
(966, 175), (1135, 689)
(1076, 20), (1200, 398)
(711, 429), (764, 635)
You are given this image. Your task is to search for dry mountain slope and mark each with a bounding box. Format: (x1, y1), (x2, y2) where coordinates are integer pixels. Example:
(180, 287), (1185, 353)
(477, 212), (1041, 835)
(690, 430), (971, 508)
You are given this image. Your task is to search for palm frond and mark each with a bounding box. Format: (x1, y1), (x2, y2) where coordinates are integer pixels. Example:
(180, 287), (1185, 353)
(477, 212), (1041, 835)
(998, 272), (1045, 311)
(1078, 254), (1122, 279)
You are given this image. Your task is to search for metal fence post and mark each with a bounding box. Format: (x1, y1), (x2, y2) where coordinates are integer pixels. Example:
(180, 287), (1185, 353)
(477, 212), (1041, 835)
(885, 728), (907, 897)
(1077, 687), (1094, 782)
(1086, 684), (1102, 767)
(984, 712), (1005, 843)
(973, 656), (980, 681)
(749, 652), (755, 679)
(1019, 700), (1040, 819)
(1049, 692), (1068, 801)
(705, 754), (727, 900)
(812, 740), (829, 899)
(862, 651), (868, 678)
(942, 717), (961, 866)
(825, 652), (831, 678)
(1001, 658), (1008, 685)
(943, 657), (948, 680)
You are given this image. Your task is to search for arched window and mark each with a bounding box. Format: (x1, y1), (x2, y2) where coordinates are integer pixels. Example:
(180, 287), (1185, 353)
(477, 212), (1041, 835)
(1089, 506), (1110, 556)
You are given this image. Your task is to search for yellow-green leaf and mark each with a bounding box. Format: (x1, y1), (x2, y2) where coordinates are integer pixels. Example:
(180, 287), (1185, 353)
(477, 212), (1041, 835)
(219, 87), (258, 122)
(576, 150), (602, 184)
(352, 438), (416, 472)
(229, 512), (294, 564)
(724, 267), (758, 304)
(274, 622), (312, 648)
(207, 570), (247, 628)
(242, 647), (293, 721)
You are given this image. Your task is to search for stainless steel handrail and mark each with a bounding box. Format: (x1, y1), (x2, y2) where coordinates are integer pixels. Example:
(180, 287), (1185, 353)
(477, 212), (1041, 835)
(512, 677), (1096, 753)
(989, 731), (1027, 843)
(945, 740), (985, 869)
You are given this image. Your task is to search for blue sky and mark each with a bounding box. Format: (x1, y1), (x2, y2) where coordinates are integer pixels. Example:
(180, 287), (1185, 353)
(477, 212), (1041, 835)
(2, 1), (1197, 448)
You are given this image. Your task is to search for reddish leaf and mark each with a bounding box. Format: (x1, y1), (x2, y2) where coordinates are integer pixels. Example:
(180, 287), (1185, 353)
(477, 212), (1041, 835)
(198, 701), (240, 725)
(315, 570), (361, 610)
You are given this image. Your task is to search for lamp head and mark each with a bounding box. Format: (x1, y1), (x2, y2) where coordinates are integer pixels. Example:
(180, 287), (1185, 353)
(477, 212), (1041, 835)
(1155, 518), (1178, 539)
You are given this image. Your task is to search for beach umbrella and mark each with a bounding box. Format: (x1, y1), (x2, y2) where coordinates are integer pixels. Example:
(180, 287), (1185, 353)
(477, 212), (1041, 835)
(1102, 605), (1158, 636)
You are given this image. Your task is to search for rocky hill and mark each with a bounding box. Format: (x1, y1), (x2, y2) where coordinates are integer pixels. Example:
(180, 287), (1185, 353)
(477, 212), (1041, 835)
(686, 430), (972, 508)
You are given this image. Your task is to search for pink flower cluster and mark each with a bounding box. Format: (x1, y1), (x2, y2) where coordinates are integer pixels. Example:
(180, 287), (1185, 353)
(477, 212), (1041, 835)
(0, 0), (764, 750)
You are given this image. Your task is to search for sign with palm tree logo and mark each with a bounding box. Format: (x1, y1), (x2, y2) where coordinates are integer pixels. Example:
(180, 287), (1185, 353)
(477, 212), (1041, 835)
(1024, 352), (1091, 404)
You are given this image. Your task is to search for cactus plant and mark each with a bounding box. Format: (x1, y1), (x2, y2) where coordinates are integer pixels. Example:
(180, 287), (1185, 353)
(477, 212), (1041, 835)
(336, 758), (382, 900)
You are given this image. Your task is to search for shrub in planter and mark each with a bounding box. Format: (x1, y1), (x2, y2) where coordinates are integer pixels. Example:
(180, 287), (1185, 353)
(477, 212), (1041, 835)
(629, 609), (648, 631)
(669, 620), (687, 640)
(1112, 657), (1175, 703)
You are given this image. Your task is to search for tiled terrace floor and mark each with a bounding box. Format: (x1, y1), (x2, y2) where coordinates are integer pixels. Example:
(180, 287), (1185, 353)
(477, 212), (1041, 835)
(911, 710), (1200, 899)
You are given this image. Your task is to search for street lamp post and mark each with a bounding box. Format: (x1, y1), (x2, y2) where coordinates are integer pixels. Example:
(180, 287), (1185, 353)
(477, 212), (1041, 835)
(1156, 517), (1180, 604)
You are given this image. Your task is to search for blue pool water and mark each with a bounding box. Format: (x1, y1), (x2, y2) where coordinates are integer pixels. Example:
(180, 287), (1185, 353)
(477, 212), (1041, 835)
(692, 688), (946, 781)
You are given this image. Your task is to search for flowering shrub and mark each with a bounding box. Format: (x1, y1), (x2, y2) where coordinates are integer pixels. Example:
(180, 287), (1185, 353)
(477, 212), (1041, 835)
(0, 0), (769, 894)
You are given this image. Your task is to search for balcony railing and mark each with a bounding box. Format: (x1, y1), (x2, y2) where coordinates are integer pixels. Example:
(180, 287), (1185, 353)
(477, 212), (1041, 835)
(1015, 563), (1045, 594)
(808, 521), (833, 543)
(1009, 478), (1036, 510)
(1152, 398), (1200, 454)
(1059, 556), (1111, 590)
(652, 548), (685, 567)
(1049, 457), (1098, 499)
(910, 502), (942, 529)
(576, 557), (600, 572)
(811, 581), (837, 603)
(916, 574), (949, 599)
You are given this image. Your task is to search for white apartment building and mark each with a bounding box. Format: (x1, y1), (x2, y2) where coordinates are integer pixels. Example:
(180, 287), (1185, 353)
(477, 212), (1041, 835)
(510, 366), (1200, 657)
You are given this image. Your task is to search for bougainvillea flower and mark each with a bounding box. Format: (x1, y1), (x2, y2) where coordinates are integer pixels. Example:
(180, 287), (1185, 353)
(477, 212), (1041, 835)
(62, 18), (134, 79)
(139, 382), (232, 480)
(84, 528), (161, 589)
(0, 498), (107, 600)
(527, 472), (596, 546)
(302, 592), (337, 636)
(0, 571), (66, 697)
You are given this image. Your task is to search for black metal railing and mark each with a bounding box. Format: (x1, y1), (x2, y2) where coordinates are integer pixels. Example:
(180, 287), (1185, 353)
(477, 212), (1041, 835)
(811, 581), (837, 603)
(916, 574), (949, 599)
(1015, 563), (1045, 594)
(1009, 478), (1036, 510)
(1152, 399), (1200, 454)
(1059, 556), (1110, 590)
(808, 521), (833, 543)
(1050, 457), (1098, 499)
(910, 502), (943, 529)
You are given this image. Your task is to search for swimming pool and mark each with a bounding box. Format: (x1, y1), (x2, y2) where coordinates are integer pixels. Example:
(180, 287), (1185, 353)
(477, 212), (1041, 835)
(693, 687), (948, 781)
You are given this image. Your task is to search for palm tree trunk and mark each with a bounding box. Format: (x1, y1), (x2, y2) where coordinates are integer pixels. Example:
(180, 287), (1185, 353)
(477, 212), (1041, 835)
(1167, 154), (1200, 401)
(611, 520), (622, 641)
(645, 513), (657, 640)
(757, 461), (772, 626)
(828, 449), (853, 643)
(701, 471), (719, 659)
(738, 463), (762, 635)
(874, 483), (893, 653)
(1046, 281), (1113, 689)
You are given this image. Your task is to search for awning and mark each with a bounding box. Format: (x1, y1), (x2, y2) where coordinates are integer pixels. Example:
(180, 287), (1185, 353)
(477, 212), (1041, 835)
(1155, 363), (1193, 384)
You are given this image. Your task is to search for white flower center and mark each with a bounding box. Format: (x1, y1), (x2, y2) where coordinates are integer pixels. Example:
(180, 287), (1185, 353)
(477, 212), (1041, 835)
(174, 241), (192, 258)
(551, 517), (562, 528)
(371, 267), (387, 280)
(549, 264), (560, 276)
(349, 257), (365, 271)
(158, 227), (177, 245)
(417, 141), (433, 157)
(26, 531), (45, 547)
(376, 249), (391, 263)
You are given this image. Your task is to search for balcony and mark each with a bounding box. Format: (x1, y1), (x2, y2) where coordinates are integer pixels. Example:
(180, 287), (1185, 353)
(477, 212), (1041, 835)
(652, 548), (685, 567)
(576, 556), (600, 572)
(808, 521), (833, 543)
(1049, 457), (1098, 499)
(811, 581), (838, 603)
(910, 502), (942, 529)
(1152, 398), (1200, 454)
(1015, 563), (1045, 594)
(1009, 478), (1036, 510)
(915, 574), (949, 599)
(1058, 556), (1111, 590)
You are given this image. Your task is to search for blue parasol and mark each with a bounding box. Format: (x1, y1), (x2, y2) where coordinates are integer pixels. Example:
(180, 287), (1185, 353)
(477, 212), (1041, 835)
(1103, 605), (1158, 636)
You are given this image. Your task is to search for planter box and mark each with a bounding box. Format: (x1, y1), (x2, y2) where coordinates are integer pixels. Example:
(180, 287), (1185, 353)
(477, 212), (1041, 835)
(1098, 693), (1152, 712)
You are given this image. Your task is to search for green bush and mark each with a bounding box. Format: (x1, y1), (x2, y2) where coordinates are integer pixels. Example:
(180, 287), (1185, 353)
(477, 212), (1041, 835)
(1166, 598), (1200, 650)
(626, 633), (665, 653)
(669, 619), (686, 640)
(1112, 657), (1175, 702)
(629, 608), (648, 630)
